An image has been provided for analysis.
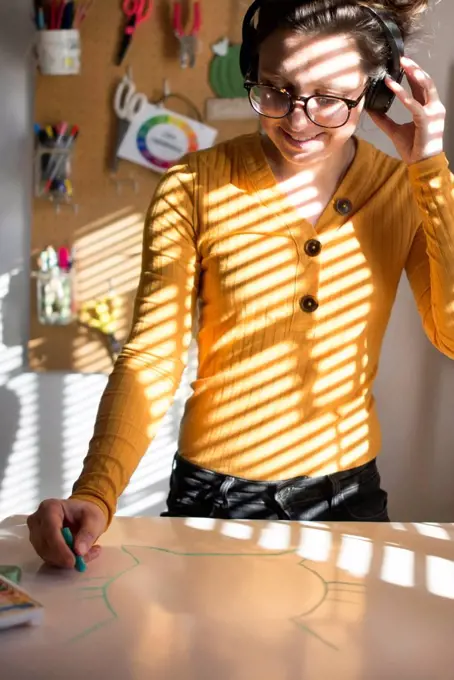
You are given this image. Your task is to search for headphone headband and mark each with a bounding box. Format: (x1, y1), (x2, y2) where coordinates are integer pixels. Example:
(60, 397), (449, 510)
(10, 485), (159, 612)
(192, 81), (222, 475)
(239, 0), (405, 113)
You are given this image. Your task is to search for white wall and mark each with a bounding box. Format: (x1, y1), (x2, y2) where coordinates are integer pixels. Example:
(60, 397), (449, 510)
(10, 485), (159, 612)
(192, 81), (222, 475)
(0, 0), (453, 522)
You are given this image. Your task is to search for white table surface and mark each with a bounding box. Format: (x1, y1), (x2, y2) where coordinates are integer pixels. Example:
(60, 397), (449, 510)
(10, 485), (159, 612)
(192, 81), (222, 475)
(1, 515), (454, 680)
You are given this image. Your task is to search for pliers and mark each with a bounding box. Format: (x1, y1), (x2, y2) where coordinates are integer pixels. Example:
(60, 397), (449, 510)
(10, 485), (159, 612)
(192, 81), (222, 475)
(173, 1), (202, 69)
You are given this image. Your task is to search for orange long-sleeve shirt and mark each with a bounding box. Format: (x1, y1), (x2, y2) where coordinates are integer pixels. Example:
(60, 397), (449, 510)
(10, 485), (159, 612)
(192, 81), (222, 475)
(71, 132), (454, 524)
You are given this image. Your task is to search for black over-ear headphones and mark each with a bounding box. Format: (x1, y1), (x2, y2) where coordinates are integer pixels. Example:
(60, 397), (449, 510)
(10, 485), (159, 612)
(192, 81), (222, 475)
(239, 0), (404, 114)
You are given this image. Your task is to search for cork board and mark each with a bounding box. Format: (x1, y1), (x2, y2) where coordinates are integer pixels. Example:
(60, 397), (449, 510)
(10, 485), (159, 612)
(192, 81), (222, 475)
(29, 0), (257, 373)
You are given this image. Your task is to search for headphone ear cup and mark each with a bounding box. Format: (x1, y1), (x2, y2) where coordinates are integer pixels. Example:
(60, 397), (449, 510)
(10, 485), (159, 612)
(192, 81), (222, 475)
(364, 79), (379, 111)
(365, 76), (400, 114)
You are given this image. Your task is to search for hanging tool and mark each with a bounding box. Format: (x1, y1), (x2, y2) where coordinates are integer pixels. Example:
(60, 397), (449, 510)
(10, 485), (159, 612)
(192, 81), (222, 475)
(111, 67), (148, 171)
(116, 0), (153, 66)
(173, 0), (202, 69)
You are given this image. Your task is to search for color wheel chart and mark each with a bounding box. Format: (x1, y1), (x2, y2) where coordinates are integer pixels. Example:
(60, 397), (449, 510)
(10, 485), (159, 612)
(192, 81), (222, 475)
(118, 103), (218, 174)
(136, 113), (199, 170)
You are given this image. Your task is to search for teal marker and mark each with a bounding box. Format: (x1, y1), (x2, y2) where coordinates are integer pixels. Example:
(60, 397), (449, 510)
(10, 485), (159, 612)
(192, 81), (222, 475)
(61, 527), (87, 572)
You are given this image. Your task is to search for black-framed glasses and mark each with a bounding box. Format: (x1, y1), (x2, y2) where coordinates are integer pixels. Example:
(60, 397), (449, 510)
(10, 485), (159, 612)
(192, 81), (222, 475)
(244, 81), (369, 129)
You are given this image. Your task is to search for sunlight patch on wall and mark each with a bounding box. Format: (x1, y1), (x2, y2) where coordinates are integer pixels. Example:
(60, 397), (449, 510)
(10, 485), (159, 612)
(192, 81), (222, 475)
(0, 372), (40, 520)
(0, 272), (40, 519)
(61, 373), (108, 498)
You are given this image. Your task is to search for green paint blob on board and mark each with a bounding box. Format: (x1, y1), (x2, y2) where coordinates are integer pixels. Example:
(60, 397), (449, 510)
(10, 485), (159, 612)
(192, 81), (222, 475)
(209, 40), (248, 99)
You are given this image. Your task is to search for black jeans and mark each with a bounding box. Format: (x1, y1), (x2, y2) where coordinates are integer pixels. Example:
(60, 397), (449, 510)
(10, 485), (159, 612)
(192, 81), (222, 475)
(161, 453), (390, 521)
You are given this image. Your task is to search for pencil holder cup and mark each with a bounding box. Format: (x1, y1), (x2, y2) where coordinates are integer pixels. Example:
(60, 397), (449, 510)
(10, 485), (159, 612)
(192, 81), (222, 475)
(34, 269), (75, 325)
(36, 29), (81, 75)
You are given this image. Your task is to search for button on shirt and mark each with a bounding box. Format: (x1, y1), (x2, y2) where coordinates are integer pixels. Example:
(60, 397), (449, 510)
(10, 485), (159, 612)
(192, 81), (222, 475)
(299, 295), (319, 313)
(71, 131), (454, 525)
(304, 238), (322, 257)
(334, 198), (353, 215)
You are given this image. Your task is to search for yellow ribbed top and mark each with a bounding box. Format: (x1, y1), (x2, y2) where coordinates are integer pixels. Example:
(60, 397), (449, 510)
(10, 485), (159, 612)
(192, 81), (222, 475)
(71, 132), (454, 524)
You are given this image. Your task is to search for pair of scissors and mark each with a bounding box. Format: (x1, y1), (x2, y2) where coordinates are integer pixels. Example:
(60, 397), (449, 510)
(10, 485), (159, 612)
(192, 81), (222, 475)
(111, 68), (148, 171)
(173, 1), (202, 69)
(116, 0), (153, 66)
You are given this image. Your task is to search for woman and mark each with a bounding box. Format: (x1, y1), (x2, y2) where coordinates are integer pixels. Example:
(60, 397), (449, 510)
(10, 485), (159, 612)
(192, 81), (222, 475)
(28, 0), (453, 568)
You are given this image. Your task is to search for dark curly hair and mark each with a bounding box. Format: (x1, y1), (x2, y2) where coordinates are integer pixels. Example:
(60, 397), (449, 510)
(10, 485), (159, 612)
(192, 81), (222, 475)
(254, 0), (429, 79)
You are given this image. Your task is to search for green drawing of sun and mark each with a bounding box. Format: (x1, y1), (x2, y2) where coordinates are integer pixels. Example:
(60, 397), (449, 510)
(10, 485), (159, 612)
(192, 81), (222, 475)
(71, 544), (365, 651)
